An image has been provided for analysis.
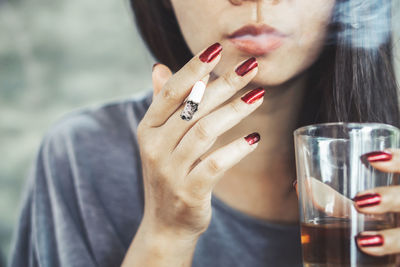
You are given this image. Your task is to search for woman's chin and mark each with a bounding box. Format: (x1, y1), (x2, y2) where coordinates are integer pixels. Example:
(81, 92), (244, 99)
(212, 52), (305, 88)
(249, 72), (295, 88)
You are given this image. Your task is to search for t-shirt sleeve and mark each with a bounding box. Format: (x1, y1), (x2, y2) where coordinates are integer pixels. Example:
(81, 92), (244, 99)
(8, 96), (150, 267)
(9, 131), (99, 267)
(8, 164), (40, 267)
(9, 93), (152, 267)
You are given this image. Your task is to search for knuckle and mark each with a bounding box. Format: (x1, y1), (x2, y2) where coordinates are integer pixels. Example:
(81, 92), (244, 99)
(158, 165), (174, 181)
(189, 178), (208, 195)
(185, 64), (199, 78)
(187, 59), (207, 76)
(137, 132), (159, 163)
(222, 73), (238, 91)
(229, 100), (243, 114)
(206, 158), (222, 175)
(171, 192), (197, 213)
(140, 140), (162, 164)
(194, 120), (211, 141)
(161, 84), (179, 101)
(144, 148), (159, 164)
(137, 121), (148, 139)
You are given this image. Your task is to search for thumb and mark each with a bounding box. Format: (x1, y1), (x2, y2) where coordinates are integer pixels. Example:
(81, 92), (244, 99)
(152, 63), (173, 98)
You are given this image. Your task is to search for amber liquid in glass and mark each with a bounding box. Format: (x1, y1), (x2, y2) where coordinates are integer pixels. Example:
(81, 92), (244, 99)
(301, 218), (395, 267)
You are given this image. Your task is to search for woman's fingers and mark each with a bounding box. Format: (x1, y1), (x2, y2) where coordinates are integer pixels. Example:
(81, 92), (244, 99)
(353, 185), (400, 214)
(354, 149), (400, 214)
(361, 149), (400, 173)
(172, 88), (265, 171)
(163, 57), (258, 149)
(298, 183), (400, 217)
(186, 133), (260, 198)
(356, 228), (400, 256)
(143, 42), (222, 128)
(354, 150), (400, 257)
(152, 63), (173, 97)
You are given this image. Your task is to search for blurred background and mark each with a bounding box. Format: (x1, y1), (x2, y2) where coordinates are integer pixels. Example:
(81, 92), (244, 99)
(0, 0), (153, 264)
(1, 0), (400, 266)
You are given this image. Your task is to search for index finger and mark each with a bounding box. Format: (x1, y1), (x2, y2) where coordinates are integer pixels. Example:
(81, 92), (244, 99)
(362, 149), (399, 173)
(142, 42), (222, 128)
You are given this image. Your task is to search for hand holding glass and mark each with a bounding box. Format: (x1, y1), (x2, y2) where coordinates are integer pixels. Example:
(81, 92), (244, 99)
(294, 123), (400, 267)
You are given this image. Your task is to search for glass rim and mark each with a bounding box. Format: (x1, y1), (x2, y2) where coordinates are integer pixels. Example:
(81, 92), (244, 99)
(294, 122), (400, 137)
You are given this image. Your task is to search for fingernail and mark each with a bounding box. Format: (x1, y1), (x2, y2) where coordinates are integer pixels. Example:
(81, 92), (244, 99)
(352, 193), (381, 208)
(199, 43), (223, 63)
(293, 180), (298, 189)
(235, 57), (258, 76)
(360, 151), (392, 165)
(356, 234), (384, 247)
(245, 132), (260, 145)
(241, 87), (265, 104)
(152, 63), (160, 71)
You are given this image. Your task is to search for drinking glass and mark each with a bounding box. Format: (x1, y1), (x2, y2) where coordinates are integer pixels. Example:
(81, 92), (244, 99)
(294, 122), (400, 267)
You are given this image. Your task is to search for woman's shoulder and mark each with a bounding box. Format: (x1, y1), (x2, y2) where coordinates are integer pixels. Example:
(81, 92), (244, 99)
(43, 90), (153, 148)
(9, 91), (154, 267)
(34, 89), (153, 176)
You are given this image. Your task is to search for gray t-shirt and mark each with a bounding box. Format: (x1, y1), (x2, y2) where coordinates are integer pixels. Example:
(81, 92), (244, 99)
(9, 90), (302, 267)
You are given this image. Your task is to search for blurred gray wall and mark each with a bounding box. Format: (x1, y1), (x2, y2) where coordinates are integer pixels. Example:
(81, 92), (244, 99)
(0, 0), (153, 260)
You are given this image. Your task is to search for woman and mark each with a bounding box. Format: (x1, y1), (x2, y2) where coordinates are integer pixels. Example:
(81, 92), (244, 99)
(9, 0), (400, 266)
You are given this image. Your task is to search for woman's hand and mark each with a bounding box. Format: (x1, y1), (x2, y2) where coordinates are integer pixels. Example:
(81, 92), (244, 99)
(293, 149), (400, 259)
(122, 42), (264, 267)
(353, 149), (400, 257)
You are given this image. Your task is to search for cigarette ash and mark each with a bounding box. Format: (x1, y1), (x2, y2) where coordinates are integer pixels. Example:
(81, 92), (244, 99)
(180, 101), (199, 121)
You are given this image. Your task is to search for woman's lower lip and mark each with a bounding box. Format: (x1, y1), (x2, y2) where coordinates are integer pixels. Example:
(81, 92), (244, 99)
(228, 35), (284, 55)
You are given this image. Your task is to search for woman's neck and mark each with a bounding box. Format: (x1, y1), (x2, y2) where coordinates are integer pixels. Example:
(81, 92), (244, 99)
(213, 71), (308, 163)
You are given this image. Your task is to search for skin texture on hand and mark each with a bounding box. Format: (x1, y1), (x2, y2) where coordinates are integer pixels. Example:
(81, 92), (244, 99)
(123, 43), (264, 266)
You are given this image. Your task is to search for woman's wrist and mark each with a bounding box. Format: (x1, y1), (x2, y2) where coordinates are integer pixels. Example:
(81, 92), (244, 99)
(121, 221), (200, 267)
(139, 221), (201, 252)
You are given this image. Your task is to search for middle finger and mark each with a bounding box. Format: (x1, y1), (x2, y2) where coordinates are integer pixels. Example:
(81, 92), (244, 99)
(162, 57), (259, 150)
(172, 87), (265, 172)
(353, 185), (400, 214)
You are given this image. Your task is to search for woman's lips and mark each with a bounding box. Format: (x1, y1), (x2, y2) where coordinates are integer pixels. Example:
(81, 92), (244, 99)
(227, 24), (286, 55)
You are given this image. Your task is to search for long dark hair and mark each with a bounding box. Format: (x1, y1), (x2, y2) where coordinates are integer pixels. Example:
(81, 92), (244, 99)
(130, 0), (400, 128)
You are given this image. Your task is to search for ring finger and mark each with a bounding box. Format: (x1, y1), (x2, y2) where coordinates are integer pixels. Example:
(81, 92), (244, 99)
(172, 87), (265, 172)
(356, 228), (400, 256)
(162, 57), (259, 150)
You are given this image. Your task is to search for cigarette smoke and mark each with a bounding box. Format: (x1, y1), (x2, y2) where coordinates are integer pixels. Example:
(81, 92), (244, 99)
(329, 0), (396, 49)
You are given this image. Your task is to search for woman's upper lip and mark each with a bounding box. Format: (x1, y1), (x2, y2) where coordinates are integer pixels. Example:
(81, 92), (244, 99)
(227, 23), (285, 38)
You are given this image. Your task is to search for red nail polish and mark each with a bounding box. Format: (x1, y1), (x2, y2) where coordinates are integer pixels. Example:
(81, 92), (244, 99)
(357, 234), (384, 247)
(241, 88), (265, 104)
(245, 132), (260, 145)
(199, 43), (222, 63)
(360, 151), (392, 165)
(235, 57), (258, 76)
(352, 193), (381, 208)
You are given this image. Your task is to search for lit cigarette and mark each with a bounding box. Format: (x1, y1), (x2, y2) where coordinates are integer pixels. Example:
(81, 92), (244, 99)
(180, 81), (206, 121)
